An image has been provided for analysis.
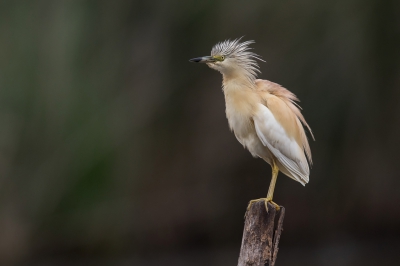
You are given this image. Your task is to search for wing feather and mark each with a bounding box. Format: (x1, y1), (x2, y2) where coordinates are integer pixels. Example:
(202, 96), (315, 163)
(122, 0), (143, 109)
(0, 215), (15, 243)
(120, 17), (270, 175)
(253, 103), (309, 185)
(255, 79), (313, 165)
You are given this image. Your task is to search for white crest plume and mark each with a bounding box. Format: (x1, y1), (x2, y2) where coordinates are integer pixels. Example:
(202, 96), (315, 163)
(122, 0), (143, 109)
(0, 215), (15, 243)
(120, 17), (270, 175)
(211, 37), (265, 82)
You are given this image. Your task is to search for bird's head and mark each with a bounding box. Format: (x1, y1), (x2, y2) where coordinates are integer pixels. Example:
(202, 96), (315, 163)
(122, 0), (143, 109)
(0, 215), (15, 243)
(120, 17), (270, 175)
(189, 38), (264, 82)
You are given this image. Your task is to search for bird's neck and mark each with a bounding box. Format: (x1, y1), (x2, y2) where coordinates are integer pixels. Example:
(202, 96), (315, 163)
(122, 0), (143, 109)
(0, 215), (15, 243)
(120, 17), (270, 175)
(222, 72), (256, 93)
(220, 64), (257, 92)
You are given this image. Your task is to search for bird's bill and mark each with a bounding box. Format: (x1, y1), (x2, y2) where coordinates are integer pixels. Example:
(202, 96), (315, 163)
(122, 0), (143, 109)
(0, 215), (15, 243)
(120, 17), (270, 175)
(189, 56), (215, 63)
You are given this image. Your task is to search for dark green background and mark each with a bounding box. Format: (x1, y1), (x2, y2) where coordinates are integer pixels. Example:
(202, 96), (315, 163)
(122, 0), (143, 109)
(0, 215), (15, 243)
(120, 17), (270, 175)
(0, 0), (399, 265)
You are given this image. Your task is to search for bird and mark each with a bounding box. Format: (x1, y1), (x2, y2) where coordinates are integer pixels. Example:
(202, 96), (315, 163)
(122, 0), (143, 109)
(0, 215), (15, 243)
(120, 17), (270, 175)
(189, 38), (314, 210)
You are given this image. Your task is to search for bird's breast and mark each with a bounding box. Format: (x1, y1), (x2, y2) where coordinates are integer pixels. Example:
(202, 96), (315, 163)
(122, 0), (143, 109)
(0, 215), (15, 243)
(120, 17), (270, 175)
(224, 89), (259, 140)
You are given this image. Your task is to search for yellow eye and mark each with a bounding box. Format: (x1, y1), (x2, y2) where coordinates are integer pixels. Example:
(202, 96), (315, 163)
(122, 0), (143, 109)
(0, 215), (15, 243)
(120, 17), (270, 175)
(212, 55), (225, 61)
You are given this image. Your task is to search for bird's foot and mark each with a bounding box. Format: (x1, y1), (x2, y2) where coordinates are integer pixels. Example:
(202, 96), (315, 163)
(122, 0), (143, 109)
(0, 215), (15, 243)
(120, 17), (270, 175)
(246, 197), (280, 213)
(246, 198), (265, 212)
(266, 197), (280, 211)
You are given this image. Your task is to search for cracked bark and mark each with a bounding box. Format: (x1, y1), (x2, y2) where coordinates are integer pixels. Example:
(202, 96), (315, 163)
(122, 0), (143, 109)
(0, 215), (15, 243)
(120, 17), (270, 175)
(237, 201), (285, 266)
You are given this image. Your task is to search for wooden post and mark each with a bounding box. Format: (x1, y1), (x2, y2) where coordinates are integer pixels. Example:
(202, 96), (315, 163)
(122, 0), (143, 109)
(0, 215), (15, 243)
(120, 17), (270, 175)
(238, 201), (285, 266)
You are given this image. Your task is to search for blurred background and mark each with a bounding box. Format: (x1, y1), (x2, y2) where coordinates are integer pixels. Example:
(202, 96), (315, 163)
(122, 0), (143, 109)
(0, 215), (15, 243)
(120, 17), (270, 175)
(0, 0), (399, 265)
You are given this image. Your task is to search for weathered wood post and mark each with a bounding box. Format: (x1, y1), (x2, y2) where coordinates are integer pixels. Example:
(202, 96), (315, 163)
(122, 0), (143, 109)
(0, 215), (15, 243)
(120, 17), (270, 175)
(238, 201), (285, 266)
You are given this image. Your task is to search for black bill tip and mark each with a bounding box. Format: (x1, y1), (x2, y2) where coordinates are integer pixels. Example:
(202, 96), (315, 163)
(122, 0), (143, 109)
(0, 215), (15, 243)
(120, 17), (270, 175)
(189, 57), (203, 63)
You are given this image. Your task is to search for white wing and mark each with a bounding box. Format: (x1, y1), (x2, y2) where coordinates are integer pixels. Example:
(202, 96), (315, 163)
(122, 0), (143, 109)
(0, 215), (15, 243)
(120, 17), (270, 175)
(253, 103), (309, 185)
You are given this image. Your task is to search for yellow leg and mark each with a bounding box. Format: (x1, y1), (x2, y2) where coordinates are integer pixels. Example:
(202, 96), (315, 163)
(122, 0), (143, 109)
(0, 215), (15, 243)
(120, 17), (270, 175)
(266, 162), (280, 210)
(247, 161), (280, 212)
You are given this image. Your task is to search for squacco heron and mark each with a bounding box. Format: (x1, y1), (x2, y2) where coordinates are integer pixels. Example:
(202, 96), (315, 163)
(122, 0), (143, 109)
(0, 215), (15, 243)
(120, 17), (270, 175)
(189, 38), (314, 210)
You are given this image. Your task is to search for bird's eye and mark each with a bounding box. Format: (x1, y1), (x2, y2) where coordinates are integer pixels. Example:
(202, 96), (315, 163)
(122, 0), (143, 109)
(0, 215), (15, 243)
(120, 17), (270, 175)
(221, 56), (225, 60)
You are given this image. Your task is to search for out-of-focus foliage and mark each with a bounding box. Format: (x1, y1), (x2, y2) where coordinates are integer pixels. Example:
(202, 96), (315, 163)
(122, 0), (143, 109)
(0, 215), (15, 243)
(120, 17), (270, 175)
(0, 0), (399, 265)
